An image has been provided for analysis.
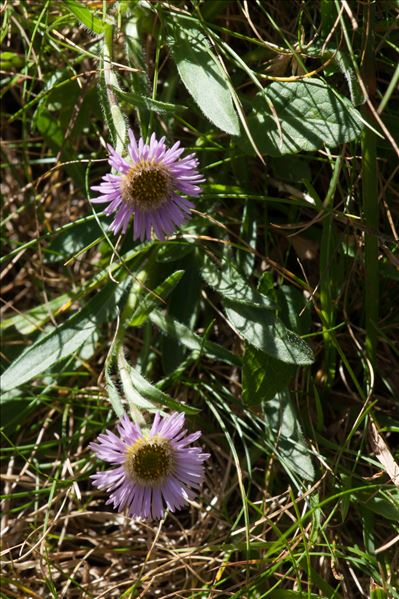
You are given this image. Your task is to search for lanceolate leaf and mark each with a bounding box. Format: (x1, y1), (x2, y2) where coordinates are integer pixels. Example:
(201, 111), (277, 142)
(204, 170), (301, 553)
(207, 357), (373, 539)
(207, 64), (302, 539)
(1, 293), (72, 335)
(201, 256), (274, 308)
(224, 298), (314, 365)
(243, 343), (296, 404)
(0, 281), (128, 392)
(129, 270), (185, 327)
(149, 309), (241, 366)
(264, 389), (315, 483)
(166, 15), (240, 135)
(126, 364), (199, 415)
(248, 79), (363, 156)
(114, 88), (187, 114)
(63, 0), (108, 34)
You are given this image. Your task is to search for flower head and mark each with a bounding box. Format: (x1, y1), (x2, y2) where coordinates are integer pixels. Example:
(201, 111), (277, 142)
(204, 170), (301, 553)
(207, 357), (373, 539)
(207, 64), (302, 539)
(90, 412), (210, 520)
(91, 130), (204, 241)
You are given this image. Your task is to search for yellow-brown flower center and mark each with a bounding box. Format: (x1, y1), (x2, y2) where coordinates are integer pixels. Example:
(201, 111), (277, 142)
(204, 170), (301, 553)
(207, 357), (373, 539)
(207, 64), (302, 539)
(125, 436), (174, 486)
(121, 162), (171, 212)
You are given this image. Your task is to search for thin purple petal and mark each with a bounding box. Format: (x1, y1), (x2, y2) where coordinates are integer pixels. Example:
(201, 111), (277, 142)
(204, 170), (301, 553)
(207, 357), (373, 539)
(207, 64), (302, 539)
(90, 129), (203, 241)
(90, 411), (209, 520)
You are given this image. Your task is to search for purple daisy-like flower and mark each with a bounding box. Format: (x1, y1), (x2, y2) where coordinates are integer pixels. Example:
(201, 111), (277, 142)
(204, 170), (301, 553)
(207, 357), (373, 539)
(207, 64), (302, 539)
(90, 412), (210, 520)
(91, 130), (204, 241)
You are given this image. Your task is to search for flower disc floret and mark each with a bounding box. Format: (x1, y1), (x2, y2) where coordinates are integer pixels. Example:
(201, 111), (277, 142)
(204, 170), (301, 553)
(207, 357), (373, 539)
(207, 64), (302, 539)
(121, 162), (172, 211)
(90, 130), (204, 241)
(90, 412), (210, 520)
(125, 436), (174, 485)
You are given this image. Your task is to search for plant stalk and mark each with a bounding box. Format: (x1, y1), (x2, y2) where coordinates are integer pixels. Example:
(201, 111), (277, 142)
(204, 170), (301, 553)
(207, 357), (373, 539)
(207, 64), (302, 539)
(361, 1), (379, 371)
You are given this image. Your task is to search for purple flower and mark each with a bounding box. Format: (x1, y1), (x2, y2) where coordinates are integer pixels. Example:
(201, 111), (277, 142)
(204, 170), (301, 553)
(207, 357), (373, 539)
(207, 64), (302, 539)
(91, 130), (204, 241)
(90, 412), (210, 520)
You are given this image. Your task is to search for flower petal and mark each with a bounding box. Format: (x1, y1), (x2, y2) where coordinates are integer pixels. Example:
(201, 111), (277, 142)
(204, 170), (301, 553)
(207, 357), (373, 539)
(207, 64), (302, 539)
(90, 411), (208, 520)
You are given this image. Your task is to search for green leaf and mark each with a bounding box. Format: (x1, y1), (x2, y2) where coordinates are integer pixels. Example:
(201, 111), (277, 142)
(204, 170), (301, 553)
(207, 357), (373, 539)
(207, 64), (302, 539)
(224, 299), (314, 365)
(126, 364), (199, 415)
(129, 270), (185, 327)
(330, 49), (364, 106)
(123, 12), (153, 137)
(166, 15), (240, 135)
(0, 282), (127, 392)
(149, 309), (241, 366)
(248, 79), (363, 156)
(114, 87), (187, 114)
(102, 25), (127, 153)
(275, 285), (312, 336)
(237, 202), (257, 277)
(358, 490), (399, 522)
(201, 257), (274, 308)
(117, 351), (158, 414)
(104, 365), (125, 418)
(1, 293), (71, 335)
(0, 389), (23, 405)
(155, 242), (195, 263)
(0, 51), (24, 70)
(243, 343), (296, 403)
(263, 389), (315, 483)
(32, 73), (96, 185)
(63, 0), (108, 34)
(45, 218), (101, 264)
(258, 279), (312, 336)
(370, 589), (389, 599)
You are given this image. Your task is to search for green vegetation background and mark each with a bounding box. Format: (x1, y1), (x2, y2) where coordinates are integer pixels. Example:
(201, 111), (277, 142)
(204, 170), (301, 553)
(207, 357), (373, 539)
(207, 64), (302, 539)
(1, 1), (398, 597)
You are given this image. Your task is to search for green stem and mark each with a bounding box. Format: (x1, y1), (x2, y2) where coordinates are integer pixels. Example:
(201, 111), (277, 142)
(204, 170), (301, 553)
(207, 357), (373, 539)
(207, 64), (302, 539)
(320, 154), (343, 388)
(361, 2), (379, 370)
(114, 265), (151, 351)
(377, 62), (399, 114)
(103, 24), (126, 153)
(103, 257), (153, 420)
(148, 28), (162, 136)
(124, 12), (150, 139)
